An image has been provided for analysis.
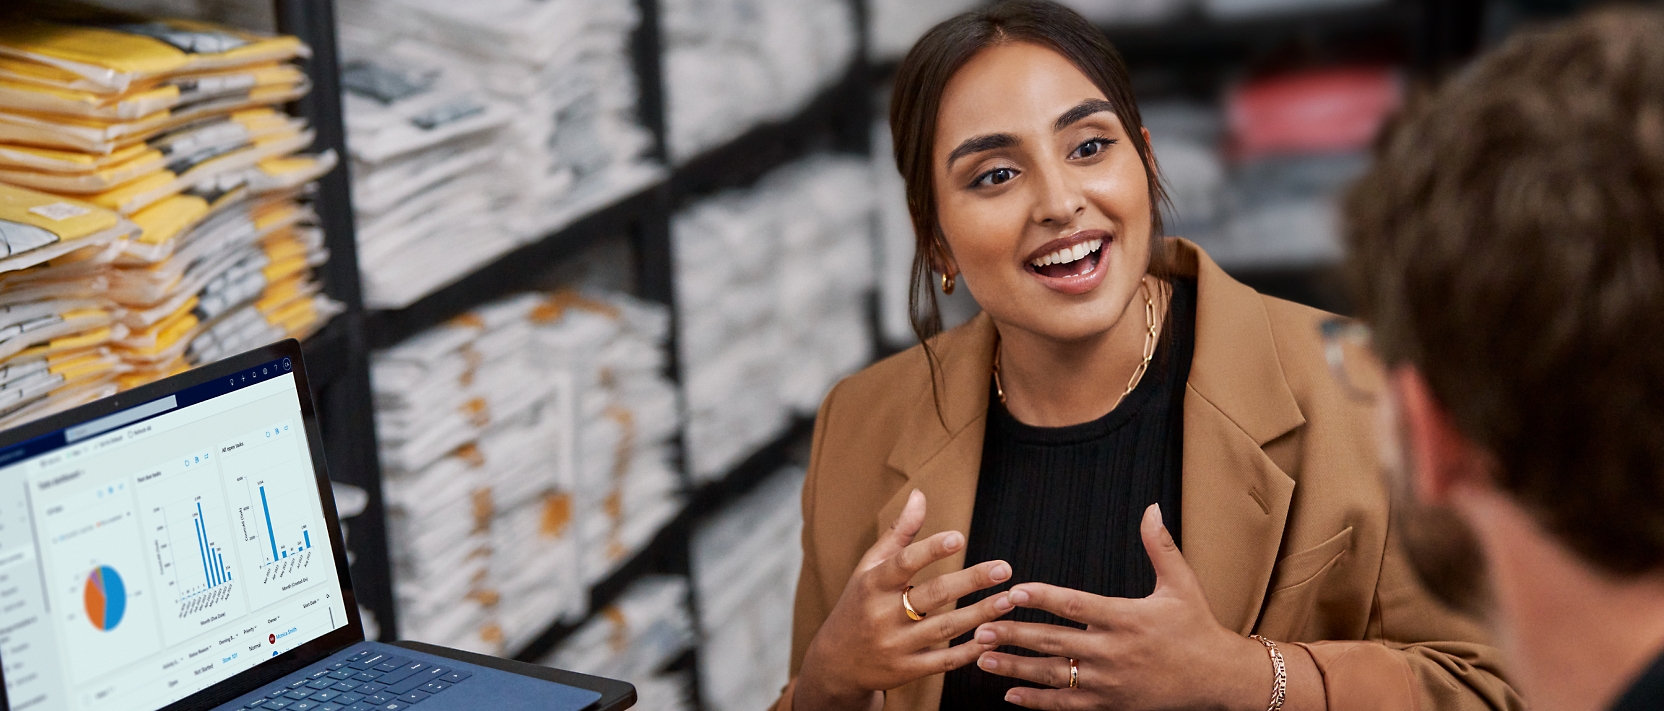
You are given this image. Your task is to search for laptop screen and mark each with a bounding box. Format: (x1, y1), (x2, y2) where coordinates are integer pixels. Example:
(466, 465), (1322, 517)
(0, 355), (349, 711)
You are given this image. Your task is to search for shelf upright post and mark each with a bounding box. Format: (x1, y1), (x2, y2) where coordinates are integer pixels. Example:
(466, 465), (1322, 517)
(272, 0), (399, 641)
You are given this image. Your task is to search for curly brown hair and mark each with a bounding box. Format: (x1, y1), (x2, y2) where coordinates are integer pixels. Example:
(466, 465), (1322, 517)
(1345, 6), (1664, 575)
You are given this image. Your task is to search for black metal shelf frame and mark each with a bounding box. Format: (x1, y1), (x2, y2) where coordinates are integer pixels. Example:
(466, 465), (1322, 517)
(259, 0), (1490, 705)
(270, 0), (874, 696)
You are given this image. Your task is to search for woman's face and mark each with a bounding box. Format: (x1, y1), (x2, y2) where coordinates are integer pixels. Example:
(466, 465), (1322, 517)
(932, 41), (1153, 344)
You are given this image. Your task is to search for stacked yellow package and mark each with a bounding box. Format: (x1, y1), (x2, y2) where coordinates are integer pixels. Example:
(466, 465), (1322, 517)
(0, 183), (137, 427)
(0, 4), (342, 406)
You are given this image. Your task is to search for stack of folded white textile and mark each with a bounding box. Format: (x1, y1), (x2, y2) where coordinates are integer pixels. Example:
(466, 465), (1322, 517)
(336, 0), (663, 308)
(693, 466), (805, 711)
(544, 575), (696, 711)
(374, 289), (681, 655)
(335, 26), (516, 310)
(0, 5), (340, 426)
(659, 0), (858, 162)
(674, 155), (876, 480)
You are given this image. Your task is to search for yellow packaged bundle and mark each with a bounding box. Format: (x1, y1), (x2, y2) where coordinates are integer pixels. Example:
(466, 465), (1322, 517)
(0, 182), (134, 273)
(0, 346), (124, 428)
(0, 8), (307, 95)
(0, 63), (307, 121)
(0, 79), (310, 155)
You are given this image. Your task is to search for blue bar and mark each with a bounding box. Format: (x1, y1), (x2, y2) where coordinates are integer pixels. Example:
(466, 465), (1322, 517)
(281, 550), (286, 559)
(213, 549), (223, 587)
(303, 530), (310, 549)
(194, 508), (210, 589)
(260, 486), (278, 562)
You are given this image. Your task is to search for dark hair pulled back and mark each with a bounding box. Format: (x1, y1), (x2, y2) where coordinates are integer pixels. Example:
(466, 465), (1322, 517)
(890, 0), (1170, 356)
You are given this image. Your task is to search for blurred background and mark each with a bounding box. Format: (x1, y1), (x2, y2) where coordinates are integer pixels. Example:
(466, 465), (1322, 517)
(0, 0), (1604, 707)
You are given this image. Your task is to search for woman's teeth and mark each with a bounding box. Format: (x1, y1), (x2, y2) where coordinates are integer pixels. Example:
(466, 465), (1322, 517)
(1030, 238), (1102, 268)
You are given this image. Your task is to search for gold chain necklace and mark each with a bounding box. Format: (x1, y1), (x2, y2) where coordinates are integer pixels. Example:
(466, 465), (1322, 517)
(994, 278), (1161, 410)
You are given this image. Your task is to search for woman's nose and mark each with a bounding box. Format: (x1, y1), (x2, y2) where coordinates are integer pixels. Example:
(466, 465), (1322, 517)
(1031, 167), (1086, 226)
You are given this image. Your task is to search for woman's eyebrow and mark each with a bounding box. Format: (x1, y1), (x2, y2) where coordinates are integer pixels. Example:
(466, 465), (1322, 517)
(1054, 99), (1116, 132)
(946, 133), (1018, 169)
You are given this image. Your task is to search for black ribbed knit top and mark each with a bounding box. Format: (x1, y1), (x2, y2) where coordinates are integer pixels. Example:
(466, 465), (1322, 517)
(939, 278), (1196, 709)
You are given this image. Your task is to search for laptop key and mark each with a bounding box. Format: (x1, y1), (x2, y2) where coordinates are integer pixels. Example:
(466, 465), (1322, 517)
(245, 700), (269, 709)
(329, 662), (349, 670)
(268, 689), (290, 698)
(417, 681), (449, 694)
(348, 653), (388, 670)
(337, 692), (364, 704)
(331, 681), (361, 692)
(351, 671), (381, 682)
(291, 702), (318, 711)
(345, 705), (375, 711)
(265, 700), (293, 710)
(364, 692), (394, 705)
(310, 671), (332, 680)
(373, 663), (423, 686)
(285, 690), (312, 700)
(372, 657), (408, 673)
(397, 691), (429, 705)
(328, 670), (353, 680)
(310, 690), (340, 702)
(386, 667), (445, 695)
(356, 683), (386, 695)
(380, 703), (408, 711)
(438, 671), (470, 684)
(289, 680), (310, 689)
(319, 705), (343, 711)
(307, 679), (335, 690)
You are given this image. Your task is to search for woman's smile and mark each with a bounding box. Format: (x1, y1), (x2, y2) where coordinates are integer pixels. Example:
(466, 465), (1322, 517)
(1024, 229), (1110, 295)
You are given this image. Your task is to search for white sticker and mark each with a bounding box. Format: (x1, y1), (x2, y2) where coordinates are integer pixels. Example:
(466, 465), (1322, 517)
(28, 202), (91, 221)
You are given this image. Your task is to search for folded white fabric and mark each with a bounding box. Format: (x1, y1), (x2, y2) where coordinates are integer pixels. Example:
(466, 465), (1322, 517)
(339, 0), (662, 309)
(674, 154), (876, 479)
(376, 289), (682, 655)
(693, 467), (805, 711)
(660, 0), (858, 161)
(543, 575), (696, 689)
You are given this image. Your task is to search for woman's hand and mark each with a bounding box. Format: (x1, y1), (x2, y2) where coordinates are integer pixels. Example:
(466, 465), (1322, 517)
(795, 489), (1016, 711)
(971, 504), (1275, 711)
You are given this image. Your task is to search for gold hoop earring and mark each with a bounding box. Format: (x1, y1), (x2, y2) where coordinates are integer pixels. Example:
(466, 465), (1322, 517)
(940, 272), (956, 295)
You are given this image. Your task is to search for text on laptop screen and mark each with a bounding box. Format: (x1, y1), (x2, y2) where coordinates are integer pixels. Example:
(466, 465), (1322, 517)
(0, 358), (348, 711)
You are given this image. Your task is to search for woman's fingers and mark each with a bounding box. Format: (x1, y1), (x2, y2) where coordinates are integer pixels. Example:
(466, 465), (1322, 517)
(974, 620), (1094, 658)
(976, 651), (1075, 689)
(872, 529), (966, 591)
(857, 489), (928, 572)
(900, 585), (1016, 649)
(906, 559), (1011, 613)
(902, 637), (995, 679)
(1006, 583), (1129, 628)
(1002, 686), (1085, 711)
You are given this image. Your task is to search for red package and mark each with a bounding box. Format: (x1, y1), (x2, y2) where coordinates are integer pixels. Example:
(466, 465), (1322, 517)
(1226, 66), (1403, 161)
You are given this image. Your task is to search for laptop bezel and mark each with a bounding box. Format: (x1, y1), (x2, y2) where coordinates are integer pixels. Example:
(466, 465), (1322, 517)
(0, 339), (367, 711)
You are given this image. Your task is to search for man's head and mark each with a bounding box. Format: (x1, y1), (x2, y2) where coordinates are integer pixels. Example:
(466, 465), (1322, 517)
(1345, 5), (1664, 604)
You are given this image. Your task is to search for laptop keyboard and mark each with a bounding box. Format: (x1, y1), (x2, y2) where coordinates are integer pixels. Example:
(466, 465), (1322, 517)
(242, 650), (472, 711)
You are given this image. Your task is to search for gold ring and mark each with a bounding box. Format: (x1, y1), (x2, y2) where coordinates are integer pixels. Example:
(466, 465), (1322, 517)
(901, 586), (926, 621)
(1067, 658), (1079, 689)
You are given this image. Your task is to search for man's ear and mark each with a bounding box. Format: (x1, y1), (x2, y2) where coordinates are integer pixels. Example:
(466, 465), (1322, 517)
(1392, 367), (1492, 503)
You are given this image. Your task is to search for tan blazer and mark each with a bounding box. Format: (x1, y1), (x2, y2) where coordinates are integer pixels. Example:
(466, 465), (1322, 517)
(774, 240), (1521, 711)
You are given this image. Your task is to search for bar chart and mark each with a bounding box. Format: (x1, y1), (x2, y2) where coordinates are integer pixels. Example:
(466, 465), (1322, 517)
(132, 447), (249, 639)
(219, 420), (326, 608)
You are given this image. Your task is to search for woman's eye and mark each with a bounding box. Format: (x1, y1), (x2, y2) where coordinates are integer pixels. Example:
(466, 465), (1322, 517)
(973, 167), (1017, 187)
(1071, 138), (1114, 160)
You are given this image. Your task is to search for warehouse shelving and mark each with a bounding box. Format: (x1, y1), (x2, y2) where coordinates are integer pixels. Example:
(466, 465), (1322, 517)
(39, 0), (1490, 707)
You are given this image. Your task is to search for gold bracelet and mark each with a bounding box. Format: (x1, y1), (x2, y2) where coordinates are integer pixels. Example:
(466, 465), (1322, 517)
(1249, 635), (1287, 711)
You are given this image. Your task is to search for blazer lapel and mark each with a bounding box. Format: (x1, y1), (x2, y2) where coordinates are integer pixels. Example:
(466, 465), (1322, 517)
(875, 313), (997, 594)
(1176, 241), (1305, 634)
(870, 240), (1304, 636)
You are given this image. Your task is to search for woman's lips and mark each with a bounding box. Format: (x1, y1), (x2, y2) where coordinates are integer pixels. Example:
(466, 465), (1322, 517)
(1025, 233), (1109, 296)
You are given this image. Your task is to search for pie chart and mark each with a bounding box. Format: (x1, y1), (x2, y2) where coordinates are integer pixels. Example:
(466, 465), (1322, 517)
(83, 565), (126, 632)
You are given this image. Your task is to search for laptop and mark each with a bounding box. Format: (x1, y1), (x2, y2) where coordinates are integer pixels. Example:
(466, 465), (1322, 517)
(0, 340), (633, 711)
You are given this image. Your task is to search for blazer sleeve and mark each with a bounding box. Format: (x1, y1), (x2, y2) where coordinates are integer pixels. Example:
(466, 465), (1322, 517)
(1295, 525), (1525, 711)
(770, 381), (843, 711)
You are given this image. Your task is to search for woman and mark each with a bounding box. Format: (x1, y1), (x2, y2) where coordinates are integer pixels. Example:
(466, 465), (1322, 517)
(773, 2), (1519, 711)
